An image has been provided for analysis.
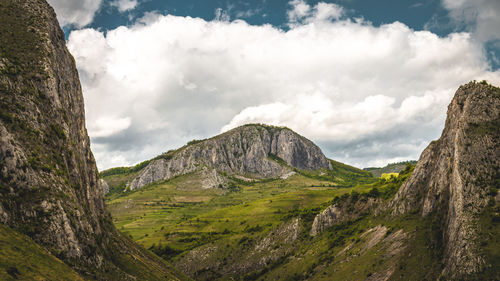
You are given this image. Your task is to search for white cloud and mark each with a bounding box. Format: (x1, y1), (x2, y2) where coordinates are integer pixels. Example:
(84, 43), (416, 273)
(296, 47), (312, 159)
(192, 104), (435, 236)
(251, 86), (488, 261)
(287, 0), (343, 26)
(287, 0), (311, 23)
(47, 0), (101, 28)
(89, 117), (132, 138)
(110, 0), (139, 12)
(215, 8), (230, 22)
(442, 0), (500, 43)
(67, 5), (500, 170)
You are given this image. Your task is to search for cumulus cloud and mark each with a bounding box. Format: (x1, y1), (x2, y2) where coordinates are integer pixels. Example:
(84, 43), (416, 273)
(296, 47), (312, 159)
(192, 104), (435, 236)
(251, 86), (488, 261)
(215, 8), (231, 22)
(68, 4), (500, 170)
(442, 0), (500, 43)
(47, 0), (101, 28)
(287, 0), (343, 26)
(110, 0), (139, 12)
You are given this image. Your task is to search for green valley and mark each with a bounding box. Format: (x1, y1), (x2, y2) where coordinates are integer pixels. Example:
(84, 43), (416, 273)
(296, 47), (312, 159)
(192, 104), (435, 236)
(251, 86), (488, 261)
(102, 158), (420, 280)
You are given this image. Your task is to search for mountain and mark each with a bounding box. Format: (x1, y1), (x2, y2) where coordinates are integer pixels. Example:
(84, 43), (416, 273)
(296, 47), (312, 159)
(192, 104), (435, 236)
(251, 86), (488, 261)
(364, 161), (417, 177)
(124, 124), (332, 190)
(311, 81), (500, 280)
(0, 0), (185, 279)
(390, 81), (500, 279)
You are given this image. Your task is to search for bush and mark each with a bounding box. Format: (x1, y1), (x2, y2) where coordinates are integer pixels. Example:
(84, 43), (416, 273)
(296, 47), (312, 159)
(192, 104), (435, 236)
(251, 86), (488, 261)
(149, 244), (182, 260)
(368, 187), (380, 197)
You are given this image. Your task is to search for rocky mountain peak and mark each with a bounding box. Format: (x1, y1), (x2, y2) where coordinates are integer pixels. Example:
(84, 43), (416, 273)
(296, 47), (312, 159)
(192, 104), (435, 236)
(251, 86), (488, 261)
(390, 81), (500, 278)
(128, 123), (331, 190)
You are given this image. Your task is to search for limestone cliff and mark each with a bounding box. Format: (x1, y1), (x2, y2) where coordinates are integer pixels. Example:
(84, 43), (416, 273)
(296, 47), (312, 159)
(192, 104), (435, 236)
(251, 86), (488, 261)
(390, 81), (500, 278)
(129, 124), (331, 190)
(0, 0), (184, 279)
(307, 82), (499, 280)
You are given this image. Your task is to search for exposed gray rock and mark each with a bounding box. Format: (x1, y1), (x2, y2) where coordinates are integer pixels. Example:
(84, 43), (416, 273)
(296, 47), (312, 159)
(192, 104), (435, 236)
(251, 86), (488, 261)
(390, 82), (500, 279)
(310, 205), (342, 236)
(199, 167), (226, 189)
(129, 124), (331, 190)
(310, 196), (380, 236)
(100, 179), (110, 194)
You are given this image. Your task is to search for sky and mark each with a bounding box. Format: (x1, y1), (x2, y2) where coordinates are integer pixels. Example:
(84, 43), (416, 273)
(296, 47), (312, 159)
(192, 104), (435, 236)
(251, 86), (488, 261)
(46, 0), (500, 170)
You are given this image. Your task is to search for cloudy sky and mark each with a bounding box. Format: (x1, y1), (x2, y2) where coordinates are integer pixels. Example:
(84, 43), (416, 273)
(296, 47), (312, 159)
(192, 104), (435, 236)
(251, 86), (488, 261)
(47, 0), (500, 170)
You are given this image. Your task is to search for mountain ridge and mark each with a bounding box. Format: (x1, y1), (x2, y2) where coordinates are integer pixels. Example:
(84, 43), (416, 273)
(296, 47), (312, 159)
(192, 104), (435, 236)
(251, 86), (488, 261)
(124, 123), (332, 190)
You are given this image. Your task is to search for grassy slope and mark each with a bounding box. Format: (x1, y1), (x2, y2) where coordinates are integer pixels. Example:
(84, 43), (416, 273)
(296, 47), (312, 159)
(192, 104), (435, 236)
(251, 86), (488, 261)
(98, 230), (190, 281)
(106, 173), (374, 248)
(102, 160), (387, 278)
(104, 157), (498, 280)
(102, 159), (376, 247)
(104, 160), (455, 281)
(0, 224), (84, 281)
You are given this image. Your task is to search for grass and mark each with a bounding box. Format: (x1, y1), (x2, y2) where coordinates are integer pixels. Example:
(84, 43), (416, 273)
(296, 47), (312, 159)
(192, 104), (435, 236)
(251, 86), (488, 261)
(104, 161), (450, 280)
(0, 224), (84, 281)
(106, 172), (370, 248)
(475, 198), (500, 280)
(104, 162), (406, 280)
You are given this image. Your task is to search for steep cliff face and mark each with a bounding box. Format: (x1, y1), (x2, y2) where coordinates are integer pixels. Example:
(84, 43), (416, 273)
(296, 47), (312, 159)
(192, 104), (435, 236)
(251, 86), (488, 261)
(129, 124), (331, 190)
(390, 82), (500, 278)
(0, 0), (184, 279)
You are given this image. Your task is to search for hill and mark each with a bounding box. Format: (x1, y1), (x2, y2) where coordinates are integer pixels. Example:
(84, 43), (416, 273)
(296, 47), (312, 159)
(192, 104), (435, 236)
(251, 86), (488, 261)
(119, 124), (333, 191)
(100, 124), (373, 194)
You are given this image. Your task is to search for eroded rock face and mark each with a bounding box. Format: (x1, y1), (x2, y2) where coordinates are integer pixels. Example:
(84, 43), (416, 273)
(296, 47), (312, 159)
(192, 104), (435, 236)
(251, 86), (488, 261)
(390, 82), (500, 279)
(310, 205), (342, 236)
(129, 124), (331, 190)
(310, 196), (381, 236)
(0, 1), (177, 279)
(100, 179), (110, 194)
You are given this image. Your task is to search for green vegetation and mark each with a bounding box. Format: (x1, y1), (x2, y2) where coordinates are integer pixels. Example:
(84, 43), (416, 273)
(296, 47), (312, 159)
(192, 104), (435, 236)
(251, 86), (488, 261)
(0, 1), (48, 78)
(100, 159), (152, 177)
(364, 160), (417, 177)
(106, 172), (363, 248)
(0, 224), (84, 281)
(103, 161), (421, 280)
(299, 159), (376, 186)
(381, 172), (399, 180)
(466, 116), (500, 136)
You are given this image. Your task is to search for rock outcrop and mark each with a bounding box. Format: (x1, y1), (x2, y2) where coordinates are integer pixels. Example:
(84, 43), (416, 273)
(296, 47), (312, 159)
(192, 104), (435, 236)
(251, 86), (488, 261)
(0, 1), (183, 279)
(310, 195), (381, 236)
(129, 124), (331, 190)
(390, 82), (500, 279)
(100, 179), (110, 194)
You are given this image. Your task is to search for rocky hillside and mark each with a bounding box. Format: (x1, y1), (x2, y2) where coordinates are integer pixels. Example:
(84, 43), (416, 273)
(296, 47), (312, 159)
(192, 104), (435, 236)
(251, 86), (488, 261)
(128, 124), (331, 190)
(0, 0), (185, 279)
(390, 81), (500, 279)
